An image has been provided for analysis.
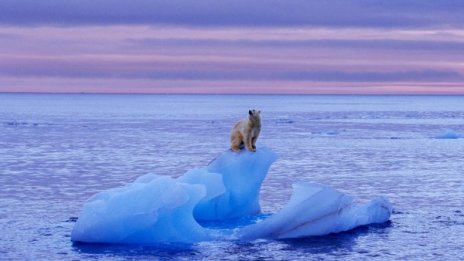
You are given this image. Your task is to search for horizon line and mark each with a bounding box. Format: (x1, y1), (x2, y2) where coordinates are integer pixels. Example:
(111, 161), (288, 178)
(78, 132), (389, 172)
(1, 91), (464, 96)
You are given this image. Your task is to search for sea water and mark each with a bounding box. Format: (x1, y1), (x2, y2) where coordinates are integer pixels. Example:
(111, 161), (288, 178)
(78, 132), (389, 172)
(0, 94), (463, 260)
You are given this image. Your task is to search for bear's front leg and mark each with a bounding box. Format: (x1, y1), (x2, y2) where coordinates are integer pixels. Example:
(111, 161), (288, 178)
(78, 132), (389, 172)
(251, 136), (257, 150)
(245, 135), (255, 152)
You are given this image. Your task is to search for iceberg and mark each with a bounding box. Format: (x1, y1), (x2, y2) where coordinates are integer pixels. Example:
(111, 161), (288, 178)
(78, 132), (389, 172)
(71, 146), (277, 244)
(435, 129), (462, 139)
(71, 146), (392, 245)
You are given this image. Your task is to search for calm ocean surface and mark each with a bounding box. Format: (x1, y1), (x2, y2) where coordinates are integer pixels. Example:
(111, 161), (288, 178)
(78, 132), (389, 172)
(1, 94), (463, 260)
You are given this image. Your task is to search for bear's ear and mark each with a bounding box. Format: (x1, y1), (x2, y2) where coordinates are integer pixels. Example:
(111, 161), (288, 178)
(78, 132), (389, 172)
(258, 110), (261, 114)
(249, 110), (252, 115)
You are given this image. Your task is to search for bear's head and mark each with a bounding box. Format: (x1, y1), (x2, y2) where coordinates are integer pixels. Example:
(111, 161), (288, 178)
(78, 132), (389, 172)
(248, 109), (261, 125)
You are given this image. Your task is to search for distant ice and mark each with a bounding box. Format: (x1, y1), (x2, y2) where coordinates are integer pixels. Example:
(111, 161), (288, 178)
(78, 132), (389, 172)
(436, 129), (462, 139)
(275, 118), (295, 124)
(71, 146), (392, 245)
(311, 130), (340, 136)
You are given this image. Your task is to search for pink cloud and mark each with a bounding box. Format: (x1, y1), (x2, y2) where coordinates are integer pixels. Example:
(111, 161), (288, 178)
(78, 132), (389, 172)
(1, 25), (463, 94)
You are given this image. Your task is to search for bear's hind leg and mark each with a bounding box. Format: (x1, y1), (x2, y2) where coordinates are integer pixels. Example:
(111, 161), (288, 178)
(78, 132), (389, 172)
(231, 136), (243, 152)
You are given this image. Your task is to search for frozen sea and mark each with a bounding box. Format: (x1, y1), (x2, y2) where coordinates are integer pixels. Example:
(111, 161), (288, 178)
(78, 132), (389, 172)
(0, 93), (463, 260)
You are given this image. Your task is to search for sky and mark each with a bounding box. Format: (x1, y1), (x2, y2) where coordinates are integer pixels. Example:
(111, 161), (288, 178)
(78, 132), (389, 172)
(1, 0), (464, 94)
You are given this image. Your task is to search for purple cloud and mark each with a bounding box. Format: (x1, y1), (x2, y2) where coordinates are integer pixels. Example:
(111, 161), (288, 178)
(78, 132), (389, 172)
(0, 0), (463, 28)
(0, 55), (461, 82)
(1, 2), (463, 94)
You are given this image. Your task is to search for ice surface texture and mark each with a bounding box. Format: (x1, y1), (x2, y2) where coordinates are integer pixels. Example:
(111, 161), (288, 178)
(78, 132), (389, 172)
(71, 146), (392, 244)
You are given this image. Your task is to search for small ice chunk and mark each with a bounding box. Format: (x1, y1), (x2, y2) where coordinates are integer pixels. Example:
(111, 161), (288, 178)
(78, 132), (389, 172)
(436, 129), (462, 139)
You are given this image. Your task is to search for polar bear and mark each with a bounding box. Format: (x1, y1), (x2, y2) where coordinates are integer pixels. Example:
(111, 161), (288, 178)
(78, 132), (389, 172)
(230, 109), (261, 152)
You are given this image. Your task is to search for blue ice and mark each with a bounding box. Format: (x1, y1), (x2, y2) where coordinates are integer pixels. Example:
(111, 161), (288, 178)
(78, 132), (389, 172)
(70, 174), (212, 244)
(71, 146), (392, 245)
(436, 129), (462, 139)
